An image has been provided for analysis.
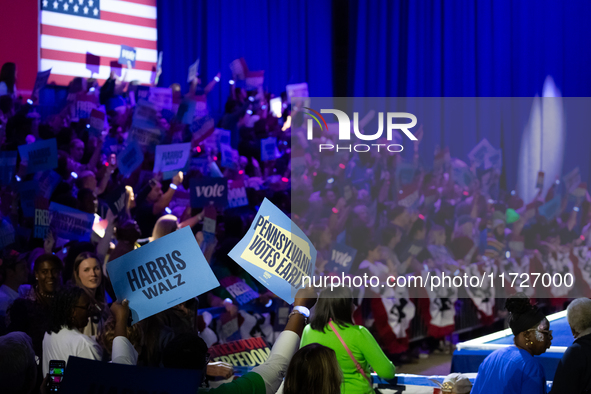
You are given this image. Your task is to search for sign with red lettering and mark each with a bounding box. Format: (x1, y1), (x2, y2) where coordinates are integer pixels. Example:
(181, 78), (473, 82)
(209, 337), (271, 367)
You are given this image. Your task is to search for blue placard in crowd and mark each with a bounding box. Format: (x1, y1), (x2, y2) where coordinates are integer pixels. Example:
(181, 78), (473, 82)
(190, 177), (228, 208)
(228, 198), (317, 304)
(18, 138), (58, 174)
(0, 151), (17, 185)
(49, 202), (94, 241)
(18, 180), (38, 218)
(61, 357), (201, 394)
(325, 243), (357, 274)
(260, 137), (277, 161)
(117, 141), (144, 177)
(104, 184), (128, 216)
(107, 226), (220, 324)
(118, 45), (137, 67)
(35, 170), (61, 200)
(153, 142), (191, 174)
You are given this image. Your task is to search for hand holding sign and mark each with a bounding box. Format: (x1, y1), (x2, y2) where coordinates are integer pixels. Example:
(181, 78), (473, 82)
(106, 226), (219, 324)
(228, 198), (317, 303)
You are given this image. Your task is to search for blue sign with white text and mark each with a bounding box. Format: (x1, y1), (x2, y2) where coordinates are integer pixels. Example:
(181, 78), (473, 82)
(325, 243), (357, 274)
(107, 226), (220, 324)
(49, 202), (95, 241)
(0, 151), (17, 185)
(117, 141), (144, 177)
(118, 45), (137, 68)
(18, 138), (58, 174)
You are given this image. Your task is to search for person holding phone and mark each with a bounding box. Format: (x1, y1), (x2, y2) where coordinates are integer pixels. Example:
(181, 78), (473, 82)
(42, 287), (134, 376)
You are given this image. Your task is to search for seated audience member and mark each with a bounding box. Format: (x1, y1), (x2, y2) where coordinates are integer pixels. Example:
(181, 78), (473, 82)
(71, 252), (107, 335)
(162, 287), (318, 394)
(471, 294), (552, 394)
(0, 332), (37, 394)
(283, 343), (342, 394)
(301, 287), (396, 394)
(0, 251), (29, 323)
(550, 297), (591, 394)
(8, 254), (63, 356)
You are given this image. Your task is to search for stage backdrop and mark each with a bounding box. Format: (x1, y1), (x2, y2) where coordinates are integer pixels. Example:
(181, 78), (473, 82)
(347, 0), (591, 191)
(157, 0), (333, 117)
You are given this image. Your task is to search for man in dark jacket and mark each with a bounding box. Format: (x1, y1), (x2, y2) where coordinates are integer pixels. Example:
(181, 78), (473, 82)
(550, 298), (591, 394)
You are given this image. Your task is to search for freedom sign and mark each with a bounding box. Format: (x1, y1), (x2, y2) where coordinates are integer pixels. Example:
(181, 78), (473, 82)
(18, 138), (58, 174)
(107, 226), (219, 324)
(153, 143), (191, 173)
(209, 337), (271, 367)
(49, 202), (94, 241)
(228, 198), (317, 303)
(190, 178), (228, 208)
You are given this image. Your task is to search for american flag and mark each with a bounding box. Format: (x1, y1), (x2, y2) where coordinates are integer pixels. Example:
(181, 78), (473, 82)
(40, 0), (157, 85)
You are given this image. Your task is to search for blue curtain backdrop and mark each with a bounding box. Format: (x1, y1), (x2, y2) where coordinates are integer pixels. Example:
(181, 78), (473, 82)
(157, 0), (333, 117)
(348, 0), (591, 189)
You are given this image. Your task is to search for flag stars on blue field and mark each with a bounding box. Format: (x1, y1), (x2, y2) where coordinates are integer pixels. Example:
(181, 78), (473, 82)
(43, 0), (101, 19)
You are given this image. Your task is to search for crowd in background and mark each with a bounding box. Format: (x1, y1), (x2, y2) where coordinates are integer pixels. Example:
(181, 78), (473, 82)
(1, 59), (591, 394)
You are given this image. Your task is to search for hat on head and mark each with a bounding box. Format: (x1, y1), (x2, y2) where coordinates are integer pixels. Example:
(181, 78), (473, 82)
(506, 208), (520, 224)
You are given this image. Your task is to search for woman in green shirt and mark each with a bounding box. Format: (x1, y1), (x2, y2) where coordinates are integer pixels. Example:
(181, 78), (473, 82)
(300, 287), (396, 394)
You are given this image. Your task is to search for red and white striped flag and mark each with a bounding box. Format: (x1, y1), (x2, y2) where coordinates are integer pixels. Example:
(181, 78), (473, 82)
(40, 0), (157, 86)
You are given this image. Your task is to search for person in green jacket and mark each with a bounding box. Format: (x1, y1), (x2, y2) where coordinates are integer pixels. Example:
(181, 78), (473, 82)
(301, 287), (396, 394)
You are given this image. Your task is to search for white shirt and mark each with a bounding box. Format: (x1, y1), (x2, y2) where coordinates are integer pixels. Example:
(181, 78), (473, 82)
(0, 284), (19, 317)
(42, 326), (103, 376)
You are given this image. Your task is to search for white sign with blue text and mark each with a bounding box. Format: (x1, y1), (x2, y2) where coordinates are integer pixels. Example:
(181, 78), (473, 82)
(107, 226), (219, 324)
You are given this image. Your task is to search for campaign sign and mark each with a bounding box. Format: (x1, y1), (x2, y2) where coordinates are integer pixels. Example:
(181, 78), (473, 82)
(88, 109), (105, 137)
(209, 337), (271, 367)
(0, 151), (17, 186)
(229, 57), (249, 80)
(228, 178), (249, 208)
(18, 138), (58, 174)
(219, 276), (259, 305)
(34, 203), (50, 240)
(34, 170), (61, 200)
(117, 141), (144, 177)
(147, 87), (173, 111)
(176, 99), (196, 125)
(18, 181), (38, 218)
(326, 243), (357, 274)
(60, 357), (201, 394)
(107, 226), (220, 324)
(132, 100), (159, 130)
(129, 126), (161, 152)
(76, 94), (98, 120)
(260, 137), (277, 161)
(49, 202), (94, 241)
(190, 178), (228, 208)
(118, 45), (137, 68)
(187, 58), (199, 83)
(245, 70), (264, 91)
(104, 184), (128, 216)
(32, 68), (51, 100)
(228, 198), (317, 304)
(154, 143), (191, 173)
(286, 82), (309, 104)
(468, 138), (496, 167)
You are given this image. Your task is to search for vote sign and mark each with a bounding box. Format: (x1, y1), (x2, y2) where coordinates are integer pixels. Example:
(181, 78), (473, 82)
(325, 243), (357, 274)
(190, 178), (228, 208)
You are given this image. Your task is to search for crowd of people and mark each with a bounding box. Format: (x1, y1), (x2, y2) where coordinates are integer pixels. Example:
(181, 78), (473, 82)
(0, 59), (590, 393)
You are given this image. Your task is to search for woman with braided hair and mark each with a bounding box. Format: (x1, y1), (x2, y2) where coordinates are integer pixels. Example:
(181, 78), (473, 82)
(471, 293), (553, 394)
